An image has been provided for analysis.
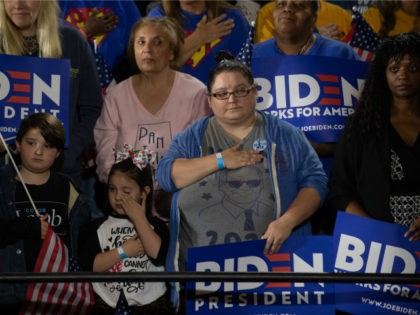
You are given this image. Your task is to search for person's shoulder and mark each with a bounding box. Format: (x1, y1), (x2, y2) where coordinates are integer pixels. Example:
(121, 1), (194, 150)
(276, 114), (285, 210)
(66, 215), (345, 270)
(46, 172), (77, 204)
(59, 22), (85, 40)
(103, 76), (135, 99)
(262, 1), (276, 11)
(261, 111), (289, 125)
(260, 111), (301, 133)
(320, 0), (351, 16)
(222, 5), (246, 16)
(50, 171), (73, 189)
(221, 5), (250, 25)
(59, 21), (92, 52)
(184, 115), (210, 131)
(394, 8), (413, 20)
(175, 114), (211, 137)
(253, 38), (277, 57)
(254, 37), (276, 48)
(363, 5), (380, 17)
(314, 34), (359, 59)
(175, 71), (206, 89)
(109, 76), (133, 91)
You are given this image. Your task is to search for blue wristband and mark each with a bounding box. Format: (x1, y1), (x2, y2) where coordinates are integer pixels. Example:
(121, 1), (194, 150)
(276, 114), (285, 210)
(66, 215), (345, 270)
(215, 152), (225, 170)
(117, 246), (127, 260)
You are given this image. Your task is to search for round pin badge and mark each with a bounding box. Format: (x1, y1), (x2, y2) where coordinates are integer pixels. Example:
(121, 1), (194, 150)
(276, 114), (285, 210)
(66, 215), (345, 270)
(253, 139), (267, 151)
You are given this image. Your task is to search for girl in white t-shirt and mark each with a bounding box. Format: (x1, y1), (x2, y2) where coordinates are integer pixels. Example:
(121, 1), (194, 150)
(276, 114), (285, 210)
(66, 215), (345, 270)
(78, 145), (172, 314)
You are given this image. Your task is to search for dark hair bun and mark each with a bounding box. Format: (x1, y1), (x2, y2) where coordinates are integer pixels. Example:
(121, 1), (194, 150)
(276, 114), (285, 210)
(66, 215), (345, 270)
(215, 50), (234, 63)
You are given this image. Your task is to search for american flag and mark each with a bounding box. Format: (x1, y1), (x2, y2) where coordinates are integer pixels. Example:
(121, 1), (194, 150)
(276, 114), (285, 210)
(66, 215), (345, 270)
(236, 23), (255, 67)
(343, 9), (381, 62)
(114, 290), (131, 315)
(20, 225), (94, 315)
(94, 45), (113, 95)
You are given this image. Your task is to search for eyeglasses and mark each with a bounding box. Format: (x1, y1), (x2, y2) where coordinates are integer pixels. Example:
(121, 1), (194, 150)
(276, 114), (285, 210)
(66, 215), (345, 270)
(209, 86), (255, 100)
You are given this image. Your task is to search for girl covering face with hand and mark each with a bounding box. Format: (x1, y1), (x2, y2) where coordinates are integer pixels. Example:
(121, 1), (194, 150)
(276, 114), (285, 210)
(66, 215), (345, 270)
(78, 145), (172, 315)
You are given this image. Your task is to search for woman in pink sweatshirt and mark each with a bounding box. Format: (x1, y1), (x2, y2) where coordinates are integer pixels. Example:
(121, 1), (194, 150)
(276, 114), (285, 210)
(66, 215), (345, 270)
(94, 17), (210, 219)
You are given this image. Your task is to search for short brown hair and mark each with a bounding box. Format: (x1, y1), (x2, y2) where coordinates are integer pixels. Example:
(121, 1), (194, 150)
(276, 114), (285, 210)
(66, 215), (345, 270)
(16, 113), (65, 151)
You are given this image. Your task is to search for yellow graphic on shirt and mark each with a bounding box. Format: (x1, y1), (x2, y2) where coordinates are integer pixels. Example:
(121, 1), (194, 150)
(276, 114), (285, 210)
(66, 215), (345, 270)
(189, 38), (221, 68)
(64, 8), (111, 45)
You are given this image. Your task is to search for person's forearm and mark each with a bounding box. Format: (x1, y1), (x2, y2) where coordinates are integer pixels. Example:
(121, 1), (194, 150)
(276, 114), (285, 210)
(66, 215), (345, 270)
(176, 32), (207, 66)
(281, 187), (321, 228)
(93, 249), (121, 272)
(132, 216), (162, 260)
(175, 13), (234, 66)
(262, 187), (322, 254)
(171, 155), (219, 189)
(345, 200), (370, 218)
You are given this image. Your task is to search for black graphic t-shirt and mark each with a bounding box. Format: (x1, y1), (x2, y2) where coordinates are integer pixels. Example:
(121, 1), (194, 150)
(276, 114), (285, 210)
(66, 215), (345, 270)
(14, 173), (70, 271)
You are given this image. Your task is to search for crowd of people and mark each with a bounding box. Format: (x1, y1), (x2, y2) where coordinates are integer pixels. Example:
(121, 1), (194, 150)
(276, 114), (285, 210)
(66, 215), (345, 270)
(0, 0), (419, 314)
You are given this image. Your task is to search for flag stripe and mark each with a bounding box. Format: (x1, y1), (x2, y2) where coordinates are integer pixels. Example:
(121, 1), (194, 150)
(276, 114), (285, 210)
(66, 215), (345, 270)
(20, 225), (94, 315)
(48, 282), (67, 314)
(344, 9), (381, 62)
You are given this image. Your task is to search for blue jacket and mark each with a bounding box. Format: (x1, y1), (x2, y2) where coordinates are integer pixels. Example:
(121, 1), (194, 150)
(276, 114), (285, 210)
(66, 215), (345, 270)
(0, 165), (91, 305)
(156, 111), (328, 306)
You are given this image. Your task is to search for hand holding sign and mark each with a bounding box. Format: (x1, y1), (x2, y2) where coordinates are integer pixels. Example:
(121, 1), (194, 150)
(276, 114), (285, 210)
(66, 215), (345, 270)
(405, 217), (420, 242)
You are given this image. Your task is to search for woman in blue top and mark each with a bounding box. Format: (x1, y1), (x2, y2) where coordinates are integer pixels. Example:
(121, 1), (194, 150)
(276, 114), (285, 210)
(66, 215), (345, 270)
(148, 0), (251, 84)
(157, 51), (328, 309)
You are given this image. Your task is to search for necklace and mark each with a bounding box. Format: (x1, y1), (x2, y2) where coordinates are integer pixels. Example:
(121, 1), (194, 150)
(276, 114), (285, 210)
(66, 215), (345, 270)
(23, 35), (39, 56)
(298, 34), (315, 55)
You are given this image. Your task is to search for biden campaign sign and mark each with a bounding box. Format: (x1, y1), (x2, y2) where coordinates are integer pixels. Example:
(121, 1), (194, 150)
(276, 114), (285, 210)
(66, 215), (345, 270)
(187, 236), (334, 315)
(334, 212), (420, 314)
(0, 54), (70, 145)
(251, 55), (368, 142)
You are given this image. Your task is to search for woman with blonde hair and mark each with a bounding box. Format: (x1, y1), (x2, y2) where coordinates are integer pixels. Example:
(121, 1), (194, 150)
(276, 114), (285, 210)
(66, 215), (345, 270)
(0, 0), (102, 188)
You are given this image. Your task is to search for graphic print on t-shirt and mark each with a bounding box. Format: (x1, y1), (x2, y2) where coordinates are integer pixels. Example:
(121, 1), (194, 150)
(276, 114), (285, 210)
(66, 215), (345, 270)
(199, 166), (273, 244)
(94, 216), (167, 306)
(14, 177), (69, 240)
(15, 200), (68, 235)
(179, 164), (274, 249)
(136, 121), (172, 167)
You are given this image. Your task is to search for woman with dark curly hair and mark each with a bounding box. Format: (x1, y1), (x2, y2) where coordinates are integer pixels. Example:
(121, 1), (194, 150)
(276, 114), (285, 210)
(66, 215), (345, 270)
(328, 32), (420, 241)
